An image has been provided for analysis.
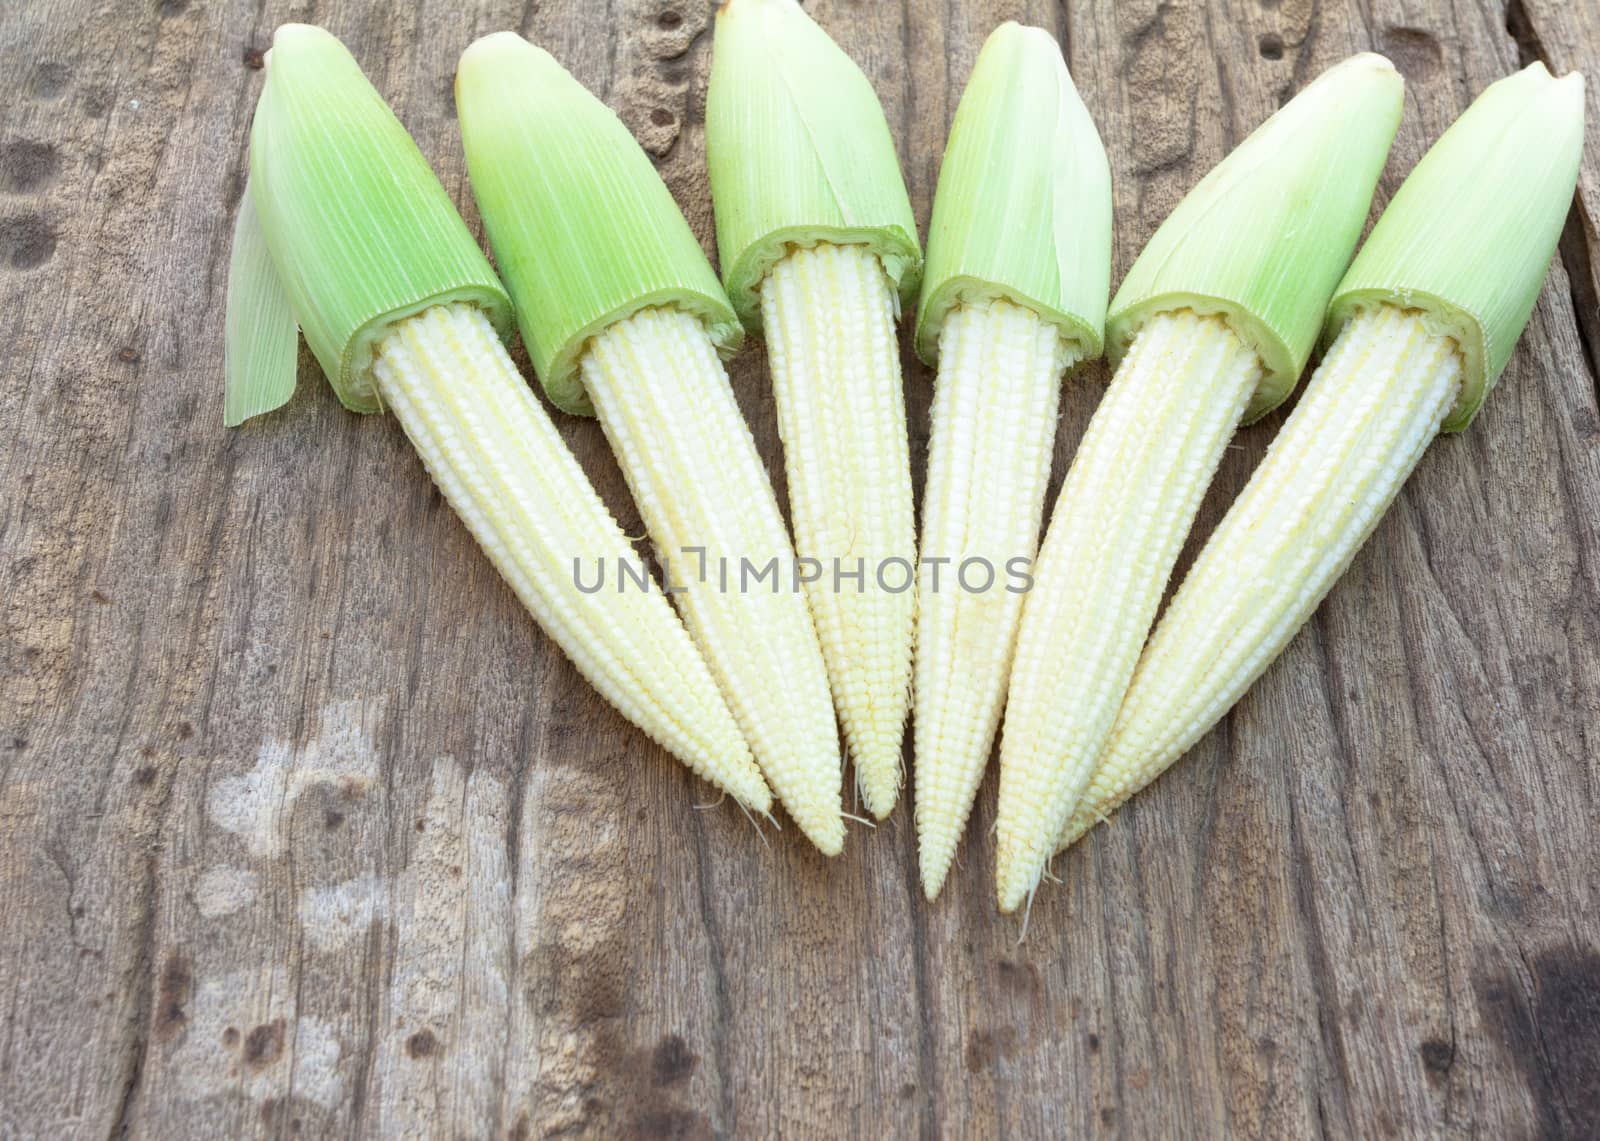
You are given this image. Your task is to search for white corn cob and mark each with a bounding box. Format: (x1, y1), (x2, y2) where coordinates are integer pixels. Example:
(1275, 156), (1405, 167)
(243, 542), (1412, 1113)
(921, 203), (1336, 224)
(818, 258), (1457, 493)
(372, 303), (771, 812)
(1057, 304), (1462, 849)
(580, 306), (845, 854)
(760, 242), (917, 819)
(914, 296), (1072, 898)
(994, 309), (1262, 911)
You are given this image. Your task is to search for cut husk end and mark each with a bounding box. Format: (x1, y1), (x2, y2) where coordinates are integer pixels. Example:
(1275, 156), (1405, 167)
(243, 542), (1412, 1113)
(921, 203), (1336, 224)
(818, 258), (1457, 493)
(707, 0), (921, 334)
(326, 285), (514, 414)
(726, 226), (919, 332)
(543, 291), (745, 417)
(458, 32), (740, 416)
(1106, 295), (1301, 422)
(1325, 293), (1485, 431)
(242, 25), (512, 420)
(916, 277), (1102, 367)
(1324, 63), (1585, 433)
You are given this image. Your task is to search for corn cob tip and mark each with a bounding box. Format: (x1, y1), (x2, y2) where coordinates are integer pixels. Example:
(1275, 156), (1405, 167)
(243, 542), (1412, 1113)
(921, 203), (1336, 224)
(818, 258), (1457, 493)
(801, 809), (846, 858)
(996, 841), (1044, 913)
(856, 749), (904, 823)
(918, 843), (957, 902)
(730, 768), (775, 817)
(1057, 815), (1094, 852)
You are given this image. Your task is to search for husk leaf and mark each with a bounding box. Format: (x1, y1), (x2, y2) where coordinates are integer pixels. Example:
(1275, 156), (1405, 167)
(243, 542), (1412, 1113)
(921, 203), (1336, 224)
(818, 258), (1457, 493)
(913, 23), (1112, 366)
(1107, 53), (1404, 420)
(1326, 63), (1586, 432)
(457, 32), (742, 416)
(707, 0), (921, 332)
(246, 24), (511, 415)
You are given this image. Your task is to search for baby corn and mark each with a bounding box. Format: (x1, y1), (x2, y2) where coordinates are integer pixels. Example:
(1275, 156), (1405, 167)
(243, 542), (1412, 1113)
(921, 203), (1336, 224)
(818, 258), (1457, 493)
(909, 25), (1112, 898)
(996, 54), (1405, 911)
(225, 26), (769, 813)
(457, 33), (844, 853)
(708, 0), (922, 818)
(1059, 63), (1586, 851)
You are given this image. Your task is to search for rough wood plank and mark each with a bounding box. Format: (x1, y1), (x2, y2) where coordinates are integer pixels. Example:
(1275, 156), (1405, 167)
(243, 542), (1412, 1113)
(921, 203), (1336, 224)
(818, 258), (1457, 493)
(0, 0), (1596, 1138)
(1517, 0), (1600, 435)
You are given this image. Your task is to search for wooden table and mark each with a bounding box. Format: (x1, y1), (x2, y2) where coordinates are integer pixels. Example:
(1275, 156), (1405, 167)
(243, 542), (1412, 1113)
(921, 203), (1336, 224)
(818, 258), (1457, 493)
(3, 1), (1597, 1136)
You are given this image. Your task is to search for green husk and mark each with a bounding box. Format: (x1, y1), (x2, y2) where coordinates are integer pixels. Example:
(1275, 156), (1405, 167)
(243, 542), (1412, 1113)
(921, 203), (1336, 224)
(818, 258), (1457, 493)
(223, 178), (298, 426)
(706, 0), (921, 332)
(1326, 63), (1586, 432)
(456, 32), (742, 417)
(913, 22), (1111, 365)
(243, 24), (511, 416)
(1107, 53), (1404, 421)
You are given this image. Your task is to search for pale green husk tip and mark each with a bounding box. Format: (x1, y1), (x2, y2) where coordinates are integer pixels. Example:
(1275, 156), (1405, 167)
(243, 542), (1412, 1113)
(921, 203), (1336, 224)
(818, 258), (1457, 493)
(1326, 63), (1586, 433)
(1108, 52), (1404, 420)
(230, 24), (512, 421)
(224, 178), (298, 426)
(457, 32), (742, 417)
(913, 22), (1112, 366)
(707, 0), (921, 332)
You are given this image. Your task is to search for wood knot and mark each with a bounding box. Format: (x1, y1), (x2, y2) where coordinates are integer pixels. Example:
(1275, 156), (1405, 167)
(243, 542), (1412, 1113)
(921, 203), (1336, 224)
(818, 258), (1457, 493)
(243, 1019), (286, 1068)
(0, 214), (56, 270)
(406, 1029), (437, 1059)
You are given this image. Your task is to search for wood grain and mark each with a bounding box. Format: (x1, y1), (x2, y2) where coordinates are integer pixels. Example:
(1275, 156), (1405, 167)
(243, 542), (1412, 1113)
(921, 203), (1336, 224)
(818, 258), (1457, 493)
(1, 0), (1596, 1137)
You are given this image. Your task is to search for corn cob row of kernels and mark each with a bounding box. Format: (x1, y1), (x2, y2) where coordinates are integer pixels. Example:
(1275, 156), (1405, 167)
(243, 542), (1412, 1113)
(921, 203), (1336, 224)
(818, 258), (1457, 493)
(760, 242), (918, 820)
(913, 296), (1074, 899)
(581, 305), (845, 855)
(374, 303), (772, 811)
(995, 309), (1263, 911)
(1056, 304), (1462, 850)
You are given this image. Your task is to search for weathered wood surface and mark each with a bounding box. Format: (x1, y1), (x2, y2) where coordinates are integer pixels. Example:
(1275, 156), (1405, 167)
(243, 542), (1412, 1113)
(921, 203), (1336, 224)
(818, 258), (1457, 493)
(1, 0), (1597, 1136)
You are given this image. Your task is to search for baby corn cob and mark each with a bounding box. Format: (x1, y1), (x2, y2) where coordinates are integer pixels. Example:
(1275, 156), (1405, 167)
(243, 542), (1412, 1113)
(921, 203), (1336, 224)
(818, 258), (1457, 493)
(376, 305), (769, 809)
(1059, 62), (1586, 850)
(757, 246), (917, 816)
(579, 305), (841, 847)
(995, 53), (1405, 912)
(707, 0), (922, 819)
(909, 25), (1112, 899)
(1059, 307), (1457, 844)
(457, 33), (844, 854)
(915, 296), (1074, 897)
(225, 26), (769, 813)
